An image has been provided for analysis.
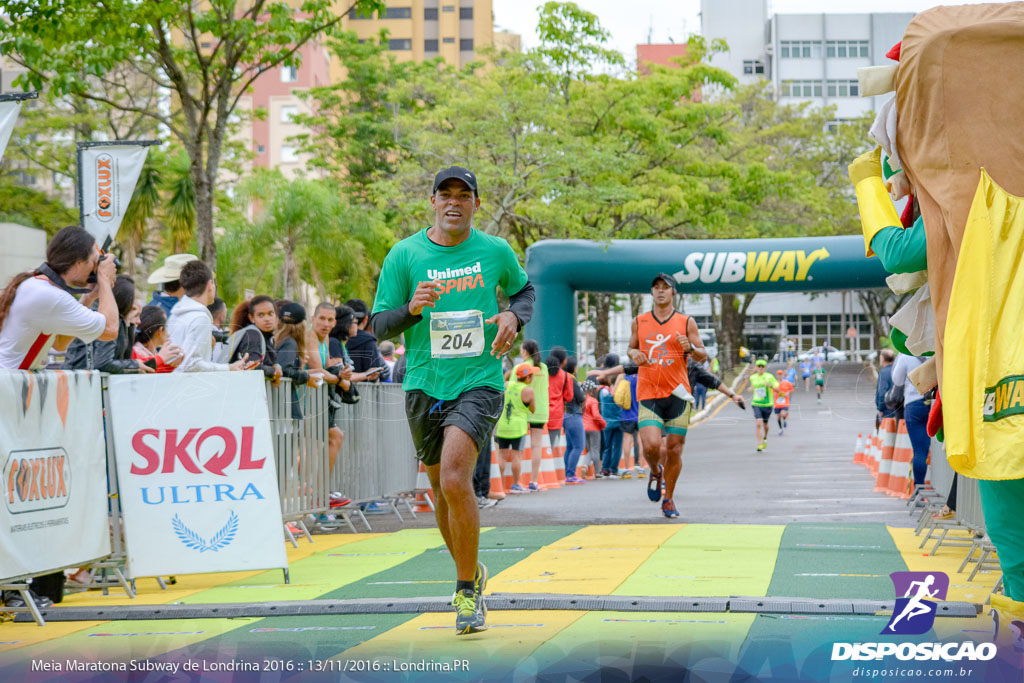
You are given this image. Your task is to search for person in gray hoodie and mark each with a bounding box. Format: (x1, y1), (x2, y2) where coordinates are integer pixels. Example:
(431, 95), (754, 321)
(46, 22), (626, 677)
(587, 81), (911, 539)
(166, 259), (253, 372)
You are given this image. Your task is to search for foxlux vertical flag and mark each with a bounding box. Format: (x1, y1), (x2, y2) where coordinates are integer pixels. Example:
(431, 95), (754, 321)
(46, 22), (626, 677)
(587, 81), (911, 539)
(77, 140), (159, 245)
(105, 372), (287, 578)
(0, 370), (110, 580)
(0, 92), (37, 165)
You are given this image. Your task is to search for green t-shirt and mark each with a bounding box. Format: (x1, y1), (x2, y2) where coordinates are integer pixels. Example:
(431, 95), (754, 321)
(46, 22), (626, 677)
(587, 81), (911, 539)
(814, 366), (826, 384)
(749, 372), (779, 407)
(372, 227), (529, 400)
(496, 379), (531, 439)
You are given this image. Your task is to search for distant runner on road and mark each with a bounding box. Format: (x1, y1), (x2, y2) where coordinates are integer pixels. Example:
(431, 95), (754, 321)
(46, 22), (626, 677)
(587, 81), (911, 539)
(748, 359), (779, 452)
(370, 166), (536, 635)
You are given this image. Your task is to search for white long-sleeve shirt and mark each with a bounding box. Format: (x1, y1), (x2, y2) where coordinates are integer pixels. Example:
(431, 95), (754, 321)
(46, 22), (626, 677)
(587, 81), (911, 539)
(166, 295), (229, 372)
(891, 354), (925, 405)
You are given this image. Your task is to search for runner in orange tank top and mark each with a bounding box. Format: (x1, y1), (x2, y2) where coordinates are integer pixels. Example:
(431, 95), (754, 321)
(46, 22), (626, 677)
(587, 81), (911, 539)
(628, 273), (707, 519)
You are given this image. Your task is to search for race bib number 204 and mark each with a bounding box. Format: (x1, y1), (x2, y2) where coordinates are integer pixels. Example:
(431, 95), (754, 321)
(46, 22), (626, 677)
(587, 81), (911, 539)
(429, 310), (485, 359)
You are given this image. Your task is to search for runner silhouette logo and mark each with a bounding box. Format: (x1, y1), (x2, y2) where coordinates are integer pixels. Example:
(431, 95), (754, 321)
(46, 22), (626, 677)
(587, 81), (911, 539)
(883, 571), (949, 635)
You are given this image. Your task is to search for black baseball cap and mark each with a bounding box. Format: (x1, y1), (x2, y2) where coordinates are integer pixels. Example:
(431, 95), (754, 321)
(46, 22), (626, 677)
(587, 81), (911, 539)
(433, 166), (479, 196)
(280, 302), (306, 325)
(652, 272), (678, 289)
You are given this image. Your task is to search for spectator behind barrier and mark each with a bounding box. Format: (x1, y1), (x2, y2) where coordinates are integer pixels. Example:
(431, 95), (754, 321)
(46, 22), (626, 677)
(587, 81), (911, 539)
(208, 297), (227, 327)
(227, 295), (282, 383)
(166, 260), (253, 372)
(274, 302), (314, 419)
(63, 275), (152, 374)
(875, 348), (898, 428)
(145, 253), (196, 315)
(379, 340), (396, 382)
(0, 225), (122, 609)
(132, 305), (182, 372)
(0, 225), (118, 371)
(208, 296), (229, 361)
(343, 298), (389, 381)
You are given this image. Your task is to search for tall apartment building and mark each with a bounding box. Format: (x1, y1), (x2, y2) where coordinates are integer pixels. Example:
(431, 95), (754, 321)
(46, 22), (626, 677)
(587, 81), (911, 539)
(247, 0), (503, 178)
(701, 0), (913, 119)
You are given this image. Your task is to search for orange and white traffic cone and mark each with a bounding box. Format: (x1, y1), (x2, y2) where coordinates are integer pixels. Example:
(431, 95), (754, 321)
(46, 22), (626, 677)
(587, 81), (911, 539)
(540, 428), (560, 489)
(887, 420), (913, 499)
(853, 433), (864, 466)
(413, 461), (435, 512)
(874, 419), (897, 493)
(553, 430), (566, 485)
(488, 445), (506, 500)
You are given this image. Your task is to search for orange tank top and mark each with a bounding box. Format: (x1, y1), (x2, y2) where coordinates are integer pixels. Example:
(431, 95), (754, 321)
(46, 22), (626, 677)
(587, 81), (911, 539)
(635, 311), (691, 401)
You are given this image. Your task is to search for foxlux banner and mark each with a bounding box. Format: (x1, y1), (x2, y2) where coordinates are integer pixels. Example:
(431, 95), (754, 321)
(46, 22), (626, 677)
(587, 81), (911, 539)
(0, 370), (110, 580)
(106, 372), (287, 578)
(77, 141), (158, 245)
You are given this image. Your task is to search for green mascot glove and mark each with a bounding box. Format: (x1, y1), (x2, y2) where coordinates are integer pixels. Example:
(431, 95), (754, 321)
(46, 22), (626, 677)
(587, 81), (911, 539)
(848, 147), (902, 258)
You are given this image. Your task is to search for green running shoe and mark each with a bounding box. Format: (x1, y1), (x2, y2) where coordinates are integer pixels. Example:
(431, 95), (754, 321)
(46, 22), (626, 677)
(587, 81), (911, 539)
(452, 588), (487, 635)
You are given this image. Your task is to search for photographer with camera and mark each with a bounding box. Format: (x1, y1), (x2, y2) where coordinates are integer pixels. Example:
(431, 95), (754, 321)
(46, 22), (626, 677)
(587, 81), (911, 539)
(166, 260), (254, 373)
(63, 274), (153, 374)
(0, 225), (119, 371)
(0, 225), (120, 609)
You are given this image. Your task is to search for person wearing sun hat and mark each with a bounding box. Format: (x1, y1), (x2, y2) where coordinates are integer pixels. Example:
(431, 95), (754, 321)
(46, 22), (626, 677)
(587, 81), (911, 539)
(146, 253), (199, 316)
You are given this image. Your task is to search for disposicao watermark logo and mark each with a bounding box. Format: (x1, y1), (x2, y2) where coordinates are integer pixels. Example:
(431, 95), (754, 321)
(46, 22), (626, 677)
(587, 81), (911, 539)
(884, 571), (949, 635)
(831, 571), (997, 663)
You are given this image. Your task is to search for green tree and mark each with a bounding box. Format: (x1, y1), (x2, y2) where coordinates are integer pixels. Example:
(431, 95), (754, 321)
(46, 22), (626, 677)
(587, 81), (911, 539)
(0, 174), (78, 234)
(0, 0), (385, 269)
(217, 169), (393, 306)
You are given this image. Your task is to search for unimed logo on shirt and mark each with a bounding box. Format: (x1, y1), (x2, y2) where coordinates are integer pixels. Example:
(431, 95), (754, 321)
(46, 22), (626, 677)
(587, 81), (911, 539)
(426, 261), (484, 293)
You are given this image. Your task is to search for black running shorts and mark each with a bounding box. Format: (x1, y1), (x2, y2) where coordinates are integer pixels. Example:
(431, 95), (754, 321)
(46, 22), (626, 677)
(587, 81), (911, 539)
(405, 388), (503, 467)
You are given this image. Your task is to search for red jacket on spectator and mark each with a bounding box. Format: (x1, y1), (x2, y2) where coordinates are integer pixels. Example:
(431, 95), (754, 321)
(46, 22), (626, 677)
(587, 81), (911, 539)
(131, 344), (176, 373)
(582, 394), (606, 432)
(546, 368), (574, 431)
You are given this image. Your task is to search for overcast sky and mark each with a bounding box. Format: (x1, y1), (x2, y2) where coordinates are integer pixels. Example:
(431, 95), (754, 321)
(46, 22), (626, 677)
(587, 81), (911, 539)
(493, 0), (1010, 66)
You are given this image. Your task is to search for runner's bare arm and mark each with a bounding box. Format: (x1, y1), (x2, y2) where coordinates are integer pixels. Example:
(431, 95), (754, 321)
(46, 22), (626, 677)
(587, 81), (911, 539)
(685, 316), (707, 363)
(628, 319), (648, 366)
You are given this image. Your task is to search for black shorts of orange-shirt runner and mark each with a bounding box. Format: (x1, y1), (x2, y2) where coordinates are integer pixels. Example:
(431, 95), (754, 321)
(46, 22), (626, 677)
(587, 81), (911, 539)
(405, 388), (503, 467)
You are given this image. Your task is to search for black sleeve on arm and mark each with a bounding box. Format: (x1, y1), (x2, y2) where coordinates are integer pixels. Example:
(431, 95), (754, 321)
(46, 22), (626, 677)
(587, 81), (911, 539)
(507, 281), (536, 330)
(370, 304), (422, 342)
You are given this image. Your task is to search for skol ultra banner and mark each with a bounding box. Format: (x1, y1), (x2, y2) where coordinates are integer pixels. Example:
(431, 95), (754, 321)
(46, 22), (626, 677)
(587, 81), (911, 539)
(105, 372), (287, 578)
(77, 141), (158, 245)
(0, 370), (110, 580)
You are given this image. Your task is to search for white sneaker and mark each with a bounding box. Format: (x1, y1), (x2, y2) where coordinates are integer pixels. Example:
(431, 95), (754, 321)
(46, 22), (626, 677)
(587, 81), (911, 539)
(478, 496), (498, 509)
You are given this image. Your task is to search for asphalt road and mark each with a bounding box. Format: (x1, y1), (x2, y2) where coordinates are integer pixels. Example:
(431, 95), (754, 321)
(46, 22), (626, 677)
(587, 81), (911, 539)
(340, 362), (917, 533)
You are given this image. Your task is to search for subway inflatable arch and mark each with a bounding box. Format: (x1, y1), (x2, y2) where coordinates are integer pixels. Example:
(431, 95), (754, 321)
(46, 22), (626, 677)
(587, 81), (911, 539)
(522, 236), (889, 355)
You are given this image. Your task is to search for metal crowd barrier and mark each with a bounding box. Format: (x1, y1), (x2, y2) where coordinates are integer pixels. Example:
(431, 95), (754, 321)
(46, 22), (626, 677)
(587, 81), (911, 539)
(329, 383), (418, 506)
(265, 379), (330, 543)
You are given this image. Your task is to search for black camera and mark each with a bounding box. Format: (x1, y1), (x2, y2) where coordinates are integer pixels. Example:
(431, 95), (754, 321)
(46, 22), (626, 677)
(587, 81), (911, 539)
(87, 252), (121, 284)
(212, 328), (229, 344)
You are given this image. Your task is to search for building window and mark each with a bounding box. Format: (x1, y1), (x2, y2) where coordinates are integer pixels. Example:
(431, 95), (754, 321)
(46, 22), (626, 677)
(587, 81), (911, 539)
(280, 105), (298, 123)
(460, 39), (473, 51)
(825, 118), (855, 132)
(826, 40), (869, 58)
(280, 65), (297, 82)
(256, 145), (265, 155)
(742, 59), (765, 75)
(442, 5), (455, 12)
(442, 36), (455, 44)
(459, 7), (473, 19)
(779, 40), (821, 59)
(389, 38), (412, 51)
(383, 7), (412, 19)
(424, 7), (438, 20)
(281, 146), (298, 163)
(424, 39), (439, 52)
(826, 79), (859, 97)
(780, 79), (822, 97)
(347, 8), (373, 19)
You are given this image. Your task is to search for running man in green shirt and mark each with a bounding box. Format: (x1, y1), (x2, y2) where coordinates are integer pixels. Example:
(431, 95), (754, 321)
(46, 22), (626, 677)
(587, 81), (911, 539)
(370, 166), (535, 635)
(748, 359), (779, 452)
(813, 364), (826, 403)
